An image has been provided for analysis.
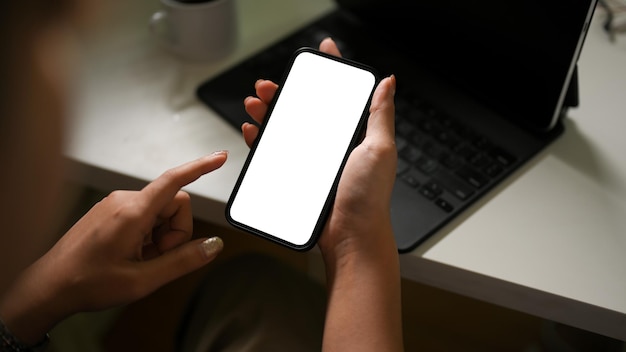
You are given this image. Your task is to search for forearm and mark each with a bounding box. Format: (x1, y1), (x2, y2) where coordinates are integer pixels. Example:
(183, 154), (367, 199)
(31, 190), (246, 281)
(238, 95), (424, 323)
(321, 226), (403, 352)
(0, 256), (69, 347)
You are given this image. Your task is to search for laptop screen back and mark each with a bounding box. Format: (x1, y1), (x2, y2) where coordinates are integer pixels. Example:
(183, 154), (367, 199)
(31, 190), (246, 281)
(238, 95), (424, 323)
(337, 0), (597, 133)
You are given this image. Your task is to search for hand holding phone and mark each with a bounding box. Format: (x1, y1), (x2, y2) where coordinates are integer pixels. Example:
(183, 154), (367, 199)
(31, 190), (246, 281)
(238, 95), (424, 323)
(226, 48), (378, 251)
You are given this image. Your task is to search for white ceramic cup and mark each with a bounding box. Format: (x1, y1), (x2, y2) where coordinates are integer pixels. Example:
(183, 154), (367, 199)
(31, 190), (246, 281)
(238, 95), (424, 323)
(149, 0), (238, 61)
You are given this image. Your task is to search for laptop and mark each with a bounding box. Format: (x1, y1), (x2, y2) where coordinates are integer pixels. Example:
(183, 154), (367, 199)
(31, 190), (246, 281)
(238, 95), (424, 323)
(196, 0), (598, 253)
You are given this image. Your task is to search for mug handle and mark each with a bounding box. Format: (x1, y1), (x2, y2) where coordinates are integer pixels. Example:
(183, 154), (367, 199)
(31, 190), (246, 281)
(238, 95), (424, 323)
(149, 10), (174, 45)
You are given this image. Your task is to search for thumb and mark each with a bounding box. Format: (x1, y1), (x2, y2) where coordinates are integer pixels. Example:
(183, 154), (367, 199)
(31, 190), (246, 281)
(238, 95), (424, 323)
(139, 236), (224, 290)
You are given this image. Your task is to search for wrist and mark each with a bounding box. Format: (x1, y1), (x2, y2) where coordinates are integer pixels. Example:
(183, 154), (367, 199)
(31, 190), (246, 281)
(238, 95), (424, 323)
(0, 318), (49, 352)
(322, 215), (397, 263)
(0, 255), (71, 347)
(321, 219), (399, 285)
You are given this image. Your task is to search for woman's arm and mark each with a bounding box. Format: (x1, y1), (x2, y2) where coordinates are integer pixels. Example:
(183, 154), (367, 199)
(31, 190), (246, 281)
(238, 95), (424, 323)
(0, 153), (227, 346)
(318, 75), (402, 352)
(242, 39), (403, 351)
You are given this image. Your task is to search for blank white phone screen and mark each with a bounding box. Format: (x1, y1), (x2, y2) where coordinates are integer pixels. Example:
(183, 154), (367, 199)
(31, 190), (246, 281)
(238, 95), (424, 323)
(228, 51), (376, 246)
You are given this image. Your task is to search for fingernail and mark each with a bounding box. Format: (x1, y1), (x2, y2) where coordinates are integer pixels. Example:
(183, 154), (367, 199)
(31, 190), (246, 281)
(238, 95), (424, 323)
(389, 74), (396, 97)
(200, 237), (224, 259)
(211, 150), (229, 156)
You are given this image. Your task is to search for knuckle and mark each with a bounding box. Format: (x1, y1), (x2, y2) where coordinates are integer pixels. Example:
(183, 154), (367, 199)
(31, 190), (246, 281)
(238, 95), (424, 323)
(366, 140), (397, 160)
(176, 190), (191, 203)
(104, 190), (144, 221)
(160, 168), (179, 184)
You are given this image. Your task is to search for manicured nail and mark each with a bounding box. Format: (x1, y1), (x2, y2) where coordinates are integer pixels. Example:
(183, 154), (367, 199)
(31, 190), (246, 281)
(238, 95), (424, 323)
(200, 237), (224, 259)
(389, 74), (396, 97)
(211, 150), (229, 156)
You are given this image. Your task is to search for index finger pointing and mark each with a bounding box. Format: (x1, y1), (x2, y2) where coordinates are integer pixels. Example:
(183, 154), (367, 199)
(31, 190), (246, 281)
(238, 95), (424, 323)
(140, 151), (228, 214)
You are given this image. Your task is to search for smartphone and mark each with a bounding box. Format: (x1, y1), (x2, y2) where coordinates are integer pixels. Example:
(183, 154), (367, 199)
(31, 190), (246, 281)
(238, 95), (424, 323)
(226, 47), (378, 251)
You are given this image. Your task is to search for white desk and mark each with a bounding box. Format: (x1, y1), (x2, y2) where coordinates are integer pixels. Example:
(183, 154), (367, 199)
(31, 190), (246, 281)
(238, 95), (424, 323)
(66, 0), (626, 341)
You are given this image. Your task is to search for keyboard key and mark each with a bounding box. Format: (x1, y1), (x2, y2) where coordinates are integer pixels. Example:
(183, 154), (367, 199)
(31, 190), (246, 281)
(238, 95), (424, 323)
(419, 187), (437, 200)
(416, 156), (439, 174)
(422, 140), (446, 159)
(418, 119), (442, 136)
(435, 198), (454, 213)
(396, 120), (415, 137)
(433, 169), (475, 200)
(456, 166), (489, 189)
(401, 168), (422, 188)
(410, 131), (427, 146)
(472, 135), (492, 150)
(454, 124), (476, 140)
(406, 109), (429, 123)
(487, 147), (517, 167)
(424, 181), (444, 196)
(484, 163), (504, 178)
(468, 153), (492, 169)
(396, 158), (410, 175)
(454, 143), (479, 160)
(440, 154), (464, 170)
(400, 145), (422, 163)
(402, 174), (420, 188)
(395, 135), (408, 153)
(436, 131), (460, 150)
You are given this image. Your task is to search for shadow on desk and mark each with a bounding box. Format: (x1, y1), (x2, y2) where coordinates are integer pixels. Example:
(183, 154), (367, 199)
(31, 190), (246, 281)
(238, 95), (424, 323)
(551, 117), (610, 189)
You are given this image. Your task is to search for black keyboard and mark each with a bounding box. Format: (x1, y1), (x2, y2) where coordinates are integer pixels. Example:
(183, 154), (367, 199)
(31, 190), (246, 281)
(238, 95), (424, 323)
(394, 93), (517, 214)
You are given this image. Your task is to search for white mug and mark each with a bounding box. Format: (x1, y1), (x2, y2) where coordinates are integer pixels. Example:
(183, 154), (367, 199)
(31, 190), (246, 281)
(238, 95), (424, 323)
(149, 0), (238, 61)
